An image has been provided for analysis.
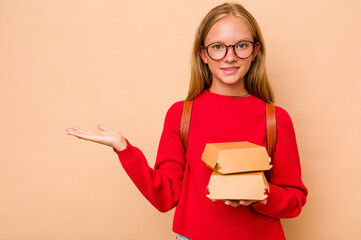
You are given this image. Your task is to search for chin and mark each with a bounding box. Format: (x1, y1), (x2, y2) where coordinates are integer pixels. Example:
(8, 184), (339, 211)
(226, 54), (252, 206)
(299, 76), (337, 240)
(219, 78), (243, 85)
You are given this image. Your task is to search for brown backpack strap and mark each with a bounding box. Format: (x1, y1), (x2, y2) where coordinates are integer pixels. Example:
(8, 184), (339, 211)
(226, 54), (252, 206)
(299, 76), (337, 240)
(180, 100), (193, 153)
(266, 102), (277, 163)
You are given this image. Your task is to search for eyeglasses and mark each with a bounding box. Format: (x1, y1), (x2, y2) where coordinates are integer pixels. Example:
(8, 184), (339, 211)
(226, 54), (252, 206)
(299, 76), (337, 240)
(203, 40), (258, 61)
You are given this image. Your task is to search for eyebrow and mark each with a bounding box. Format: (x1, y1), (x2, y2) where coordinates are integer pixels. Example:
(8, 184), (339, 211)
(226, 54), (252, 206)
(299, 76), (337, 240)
(205, 39), (254, 46)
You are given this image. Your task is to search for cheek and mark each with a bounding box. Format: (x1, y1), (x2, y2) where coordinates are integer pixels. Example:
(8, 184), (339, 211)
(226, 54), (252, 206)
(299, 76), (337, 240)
(241, 59), (253, 71)
(207, 61), (219, 73)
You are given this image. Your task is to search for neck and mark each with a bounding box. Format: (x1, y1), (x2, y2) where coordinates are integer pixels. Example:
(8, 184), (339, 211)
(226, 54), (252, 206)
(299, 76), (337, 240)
(208, 79), (249, 97)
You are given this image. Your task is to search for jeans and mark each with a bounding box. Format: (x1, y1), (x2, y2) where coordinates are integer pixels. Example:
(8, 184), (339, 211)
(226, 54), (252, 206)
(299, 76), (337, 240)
(176, 234), (191, 240)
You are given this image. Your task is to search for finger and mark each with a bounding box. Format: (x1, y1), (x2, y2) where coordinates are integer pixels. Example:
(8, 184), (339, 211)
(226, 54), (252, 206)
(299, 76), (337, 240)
(260, 199), (267, 204)
(97, 123), (111, 132)
(66, 129), (88, 138)
(72, 127), (93, 135)
(66, 127), (79, 132)
(239, 200), (248, 206)
(68, 126), (84, 131)
(225, 200), (240, 207)
(239, 200), (254, 206)
(67, 131), (92, 140)
(66, 127), (89, 135)
(66, 128), (79, 136)
(73, 132), (105, 143)
(66, 128), (97, 140)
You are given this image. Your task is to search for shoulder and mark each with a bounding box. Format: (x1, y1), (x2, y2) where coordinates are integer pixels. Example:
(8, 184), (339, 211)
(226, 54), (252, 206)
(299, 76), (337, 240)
(275, 105), (296, 132)
(162, 100), (185, 128)
(275, 105), (292, 122)
(166, 100), (185, 118)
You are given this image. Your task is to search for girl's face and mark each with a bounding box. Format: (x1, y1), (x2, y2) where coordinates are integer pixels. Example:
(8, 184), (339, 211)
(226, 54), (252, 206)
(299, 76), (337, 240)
(200, 15), (260, 92)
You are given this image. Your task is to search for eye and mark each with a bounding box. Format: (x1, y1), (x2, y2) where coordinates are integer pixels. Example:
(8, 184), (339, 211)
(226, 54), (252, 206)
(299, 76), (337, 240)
(211, 44), (225, 50)
(236, 42), (251, 49)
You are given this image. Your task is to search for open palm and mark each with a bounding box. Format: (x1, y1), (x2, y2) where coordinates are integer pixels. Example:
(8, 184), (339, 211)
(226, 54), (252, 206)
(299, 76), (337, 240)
(66, 124), (127, 151)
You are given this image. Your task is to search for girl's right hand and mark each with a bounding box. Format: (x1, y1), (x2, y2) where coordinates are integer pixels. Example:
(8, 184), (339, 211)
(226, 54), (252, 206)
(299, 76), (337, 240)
(65, 124), (128, 151)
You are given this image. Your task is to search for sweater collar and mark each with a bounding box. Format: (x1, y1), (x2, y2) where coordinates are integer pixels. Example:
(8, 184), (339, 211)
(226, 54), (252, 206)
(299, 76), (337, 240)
(197, 90), (257, 105)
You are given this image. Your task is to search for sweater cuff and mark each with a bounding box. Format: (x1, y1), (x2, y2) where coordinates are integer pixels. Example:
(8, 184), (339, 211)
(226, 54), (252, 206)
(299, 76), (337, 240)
(251, 183), (278, 211)
(113, 138), (151, 172)
(113, 138), (133, 157)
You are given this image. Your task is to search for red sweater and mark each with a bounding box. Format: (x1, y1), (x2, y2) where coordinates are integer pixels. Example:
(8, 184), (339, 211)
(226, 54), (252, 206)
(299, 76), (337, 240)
(115, 90), (308, 240)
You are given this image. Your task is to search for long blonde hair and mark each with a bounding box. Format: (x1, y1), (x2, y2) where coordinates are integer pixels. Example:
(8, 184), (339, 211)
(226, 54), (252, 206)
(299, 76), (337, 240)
(186, 2), (274, 103)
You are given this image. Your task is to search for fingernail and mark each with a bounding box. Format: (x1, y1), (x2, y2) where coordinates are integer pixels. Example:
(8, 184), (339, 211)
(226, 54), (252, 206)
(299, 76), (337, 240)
(225, 201), (230, 205)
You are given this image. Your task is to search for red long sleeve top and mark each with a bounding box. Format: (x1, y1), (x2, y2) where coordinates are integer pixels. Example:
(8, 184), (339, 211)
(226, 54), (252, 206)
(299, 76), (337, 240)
(115, 90), (308, 240)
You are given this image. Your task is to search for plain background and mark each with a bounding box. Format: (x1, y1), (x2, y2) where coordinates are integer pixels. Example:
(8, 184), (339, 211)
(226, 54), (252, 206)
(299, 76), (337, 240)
(1, 0), (360, 239)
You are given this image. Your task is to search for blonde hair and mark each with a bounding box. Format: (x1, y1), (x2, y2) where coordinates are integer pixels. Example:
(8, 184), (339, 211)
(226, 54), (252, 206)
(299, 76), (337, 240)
(186, 2), (274, 103)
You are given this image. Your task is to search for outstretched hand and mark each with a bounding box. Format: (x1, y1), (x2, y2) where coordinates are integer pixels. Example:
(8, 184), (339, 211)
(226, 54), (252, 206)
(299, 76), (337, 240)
(224, 199), (267, 207)
(65, 124), (128, 151)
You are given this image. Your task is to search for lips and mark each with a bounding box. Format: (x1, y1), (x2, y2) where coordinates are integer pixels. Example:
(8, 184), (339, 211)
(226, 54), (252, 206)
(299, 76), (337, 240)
(221, 66), (240, 74)
(221, 67), (239, 70)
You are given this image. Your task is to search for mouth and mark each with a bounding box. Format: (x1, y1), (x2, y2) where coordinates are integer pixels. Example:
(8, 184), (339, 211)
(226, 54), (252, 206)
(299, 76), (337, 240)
(221, 67), (240, 74)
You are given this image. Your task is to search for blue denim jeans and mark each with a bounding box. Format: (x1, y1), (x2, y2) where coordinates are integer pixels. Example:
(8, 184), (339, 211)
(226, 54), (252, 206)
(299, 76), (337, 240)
(176, 234), (191, 240)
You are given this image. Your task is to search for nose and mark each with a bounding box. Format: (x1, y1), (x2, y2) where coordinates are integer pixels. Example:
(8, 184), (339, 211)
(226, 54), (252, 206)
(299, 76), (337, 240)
(224, 45), (238, 62)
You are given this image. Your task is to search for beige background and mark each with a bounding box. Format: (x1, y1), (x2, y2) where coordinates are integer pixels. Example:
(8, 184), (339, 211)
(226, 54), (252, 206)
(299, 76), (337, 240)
(1, 0), (360, 239)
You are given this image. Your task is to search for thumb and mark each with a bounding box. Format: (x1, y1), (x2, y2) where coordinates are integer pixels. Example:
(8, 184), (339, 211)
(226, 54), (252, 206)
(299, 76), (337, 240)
(97, 123), (110, 132)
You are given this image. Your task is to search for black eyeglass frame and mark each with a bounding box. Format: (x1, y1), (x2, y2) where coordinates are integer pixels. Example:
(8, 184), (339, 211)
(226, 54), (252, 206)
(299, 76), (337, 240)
(203, 40), (259, 61)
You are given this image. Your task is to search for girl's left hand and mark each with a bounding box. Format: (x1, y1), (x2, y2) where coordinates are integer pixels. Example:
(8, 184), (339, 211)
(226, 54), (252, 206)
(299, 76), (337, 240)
(224, 199), (267, 207)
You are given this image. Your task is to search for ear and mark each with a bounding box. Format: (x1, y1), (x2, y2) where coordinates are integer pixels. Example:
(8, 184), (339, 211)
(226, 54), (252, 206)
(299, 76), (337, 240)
(199, 47), (209, 64)
(251, 43), (261, 61)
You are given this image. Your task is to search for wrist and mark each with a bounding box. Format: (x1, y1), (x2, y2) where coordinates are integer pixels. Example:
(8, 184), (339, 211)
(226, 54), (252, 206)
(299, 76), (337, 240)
(113, 137), (128, 151)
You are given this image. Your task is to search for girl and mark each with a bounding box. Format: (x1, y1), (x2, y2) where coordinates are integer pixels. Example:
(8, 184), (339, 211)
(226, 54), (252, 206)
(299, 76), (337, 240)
(66, 3), (307, 240)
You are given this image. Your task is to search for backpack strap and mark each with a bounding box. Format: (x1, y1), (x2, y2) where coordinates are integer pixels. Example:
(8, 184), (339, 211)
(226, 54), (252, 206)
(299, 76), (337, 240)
(180, 100), (193, 153)
(266, 102), (277, 163)
(265, 102), (277, 180)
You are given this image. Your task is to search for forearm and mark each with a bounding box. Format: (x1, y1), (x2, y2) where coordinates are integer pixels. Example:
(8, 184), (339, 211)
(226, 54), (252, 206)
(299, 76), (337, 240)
(251, 182), (307, 218)
(114, 139), (183, 212)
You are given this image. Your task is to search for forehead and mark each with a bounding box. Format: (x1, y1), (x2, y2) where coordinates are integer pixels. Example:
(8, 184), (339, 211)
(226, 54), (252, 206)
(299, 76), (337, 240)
(205, 15), (253, 44)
